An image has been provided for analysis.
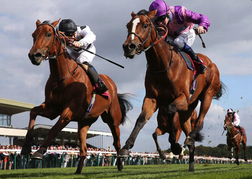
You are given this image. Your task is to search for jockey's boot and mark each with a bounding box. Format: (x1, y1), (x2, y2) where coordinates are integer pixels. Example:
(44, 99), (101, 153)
(237, 126), (244, 135)
(85, 63), (108, 95)
(183, 44), (207, 74)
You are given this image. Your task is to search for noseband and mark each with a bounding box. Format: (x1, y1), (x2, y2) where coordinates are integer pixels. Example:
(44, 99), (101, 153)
(127, 14), (168, 54)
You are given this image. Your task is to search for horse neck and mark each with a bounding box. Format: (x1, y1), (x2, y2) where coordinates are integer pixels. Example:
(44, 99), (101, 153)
(228, 124), (238, 137)
(145, 38), (172, 71)
(48, 47), (77, 81)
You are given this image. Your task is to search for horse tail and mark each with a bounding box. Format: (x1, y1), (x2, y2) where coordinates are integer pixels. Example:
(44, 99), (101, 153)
(213, 81), (227, 100)
(117, 93), (133, 125)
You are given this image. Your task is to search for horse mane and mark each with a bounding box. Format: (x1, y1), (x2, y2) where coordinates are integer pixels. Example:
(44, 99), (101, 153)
(41, 20), (51, 25)
(137, 9), (149, 15)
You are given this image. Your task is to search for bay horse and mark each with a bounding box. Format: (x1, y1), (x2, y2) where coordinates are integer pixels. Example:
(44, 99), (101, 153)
(21, 19), (133, 174)
(153, 109), (197, 160)
(224, 116), (247, 165)
(119, 10), (224, 172)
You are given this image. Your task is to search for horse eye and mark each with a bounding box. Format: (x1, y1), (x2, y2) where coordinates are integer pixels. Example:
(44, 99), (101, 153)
(46, 33), (52, 37)
(143, 24), (148, 29)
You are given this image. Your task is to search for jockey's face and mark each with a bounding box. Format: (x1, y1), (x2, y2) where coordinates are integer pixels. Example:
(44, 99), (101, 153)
(227, 113), (232, 117)
(156, 15), (169, 26)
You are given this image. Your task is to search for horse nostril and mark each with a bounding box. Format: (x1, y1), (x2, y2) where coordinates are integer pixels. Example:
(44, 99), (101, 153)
(128, 43), (136, 50)
(35, 53), (42, 58)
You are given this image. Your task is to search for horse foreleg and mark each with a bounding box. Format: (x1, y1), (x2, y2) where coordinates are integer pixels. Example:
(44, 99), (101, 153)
(228, 145), (233, 159)
(75, 123), (91, 174)
(188, 144), (195, 172)
(119, 98), (157, 157)
(21, 103), (58, 155)
(31, 108), (72, 159)
(152, 128), (166, 159)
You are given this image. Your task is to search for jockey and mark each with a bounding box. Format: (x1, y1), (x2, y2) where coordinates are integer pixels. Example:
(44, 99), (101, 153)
(226, 108), (243, 135)
(149, 0), (209, 74)
(58, 19), (108, 95)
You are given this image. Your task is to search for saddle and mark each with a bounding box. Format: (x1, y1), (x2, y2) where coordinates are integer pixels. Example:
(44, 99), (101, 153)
(235, 126), (244, 135)
(176, 48), (205, 99)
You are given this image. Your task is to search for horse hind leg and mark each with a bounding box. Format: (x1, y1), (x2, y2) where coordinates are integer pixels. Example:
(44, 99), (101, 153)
(101, 112), (123, 171)
(235, 146), (240, 165)
(75, 119), (97, 174)
(152, 128), (166, 159)
(242, 137), (247, 161)
(167, 104), (182, 155)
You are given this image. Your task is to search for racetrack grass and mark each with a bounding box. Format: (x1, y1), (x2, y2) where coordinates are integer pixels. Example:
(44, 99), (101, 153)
(0, 164), (251, 179)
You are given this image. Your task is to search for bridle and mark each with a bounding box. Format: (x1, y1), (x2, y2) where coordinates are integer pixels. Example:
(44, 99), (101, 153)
(127, 14), (168, 54)
(35, 22), (79, 81)
(36, 22), (65, 60)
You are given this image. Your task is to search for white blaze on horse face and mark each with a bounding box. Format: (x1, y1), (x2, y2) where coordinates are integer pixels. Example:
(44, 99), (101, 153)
(131, 18), (140, 40)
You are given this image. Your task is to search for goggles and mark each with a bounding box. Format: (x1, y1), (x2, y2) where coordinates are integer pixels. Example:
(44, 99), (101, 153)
(155, 15), (168, 23)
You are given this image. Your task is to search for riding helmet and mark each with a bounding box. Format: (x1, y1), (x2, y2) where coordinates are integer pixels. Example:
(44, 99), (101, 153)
(59, 19), (77, 36)
(149, 0), (169, 17)
(227, 108), (234, 113)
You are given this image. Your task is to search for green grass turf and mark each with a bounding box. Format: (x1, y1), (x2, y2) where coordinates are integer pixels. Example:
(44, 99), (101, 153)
(0, 164), (251, 179)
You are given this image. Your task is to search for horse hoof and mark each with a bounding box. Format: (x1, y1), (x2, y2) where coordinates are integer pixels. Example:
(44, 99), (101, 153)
(118, 149), (129, 158)
(171, 143), (182, 155)
(118, 164), (123, 172)
(160, 153), (166, 160)
(74, 171), (81, 174)
(31, 151), (43, 160)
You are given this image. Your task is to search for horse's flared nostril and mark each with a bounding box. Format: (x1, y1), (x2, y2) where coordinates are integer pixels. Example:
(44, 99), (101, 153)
(128, 43), (136, 50)
(123, 43), (136, 52)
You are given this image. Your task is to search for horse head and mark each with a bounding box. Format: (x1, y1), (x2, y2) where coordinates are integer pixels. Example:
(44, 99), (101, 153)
(28, 19), (60, 65)
(224, 116), (233, 132)
(123, 10), (157, 59)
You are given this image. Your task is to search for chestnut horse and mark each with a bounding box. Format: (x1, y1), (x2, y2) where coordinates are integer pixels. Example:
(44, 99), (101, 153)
(21, 19), (133, 174)
(153, 109), (197, 160)
(224, 116), (247, 165)
(120, 10), (224, 172)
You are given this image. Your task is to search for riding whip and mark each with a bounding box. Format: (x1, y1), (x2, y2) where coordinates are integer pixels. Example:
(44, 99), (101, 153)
(79, 46), (124, 68)
(59, 32), (124, 68)
(193, 28), (206, 48)
(221, 129), (225, 136)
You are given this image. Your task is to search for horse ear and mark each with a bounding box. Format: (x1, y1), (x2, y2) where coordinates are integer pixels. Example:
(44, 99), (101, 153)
(131, 12), (136, 17)
(148, 9), (157, 19)
(51, 19), (60, 27)
(36, 20), (41, 27)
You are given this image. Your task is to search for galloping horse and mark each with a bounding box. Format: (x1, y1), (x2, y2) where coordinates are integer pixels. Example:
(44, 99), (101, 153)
(120, 10), (224, 172)
(153, 109), (197, 160)
(21, 19), (132, 174)
(224, 116), (247, 165)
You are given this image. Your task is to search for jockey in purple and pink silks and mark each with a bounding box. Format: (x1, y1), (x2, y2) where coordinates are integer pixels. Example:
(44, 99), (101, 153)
(149, 0), (210, 74)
